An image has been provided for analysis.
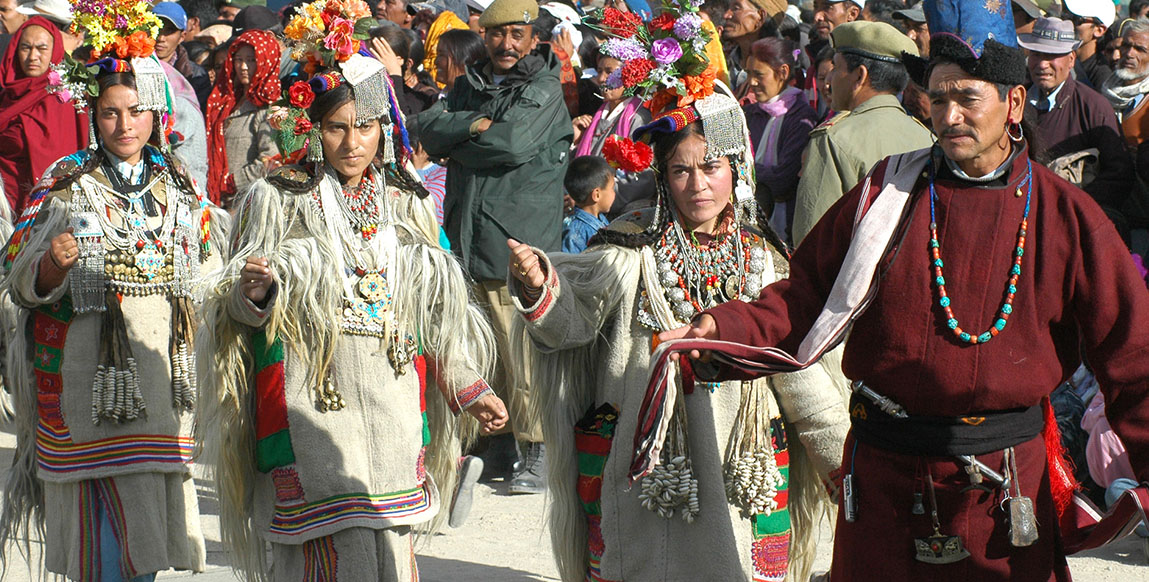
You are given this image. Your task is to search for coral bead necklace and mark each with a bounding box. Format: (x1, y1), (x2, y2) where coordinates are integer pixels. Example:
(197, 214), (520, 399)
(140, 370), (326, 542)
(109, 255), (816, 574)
(928, 158), (1032, 345)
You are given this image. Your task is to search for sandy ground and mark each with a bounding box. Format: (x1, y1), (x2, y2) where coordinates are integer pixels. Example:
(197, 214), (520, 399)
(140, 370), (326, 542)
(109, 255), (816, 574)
(0, 425), (1145, 581)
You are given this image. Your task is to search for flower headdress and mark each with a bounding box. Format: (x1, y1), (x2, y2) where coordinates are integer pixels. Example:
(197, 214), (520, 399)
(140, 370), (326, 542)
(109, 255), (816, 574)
(46, 0), (173, 142)
(284, 0), (375, 69)
(591, 1), (757, 224)
(589, 0), (716, 116)
(272, 0), (411, 166)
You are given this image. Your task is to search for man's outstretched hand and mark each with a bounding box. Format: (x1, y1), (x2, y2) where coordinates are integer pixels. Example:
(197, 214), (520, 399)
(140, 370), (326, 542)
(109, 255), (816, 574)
(657, 314), (718, 361)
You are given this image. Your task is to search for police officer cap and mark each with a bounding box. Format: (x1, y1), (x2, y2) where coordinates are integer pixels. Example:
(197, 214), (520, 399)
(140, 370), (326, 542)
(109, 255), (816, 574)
(478, 0), (539, 28)
(830, 21), (920, 63)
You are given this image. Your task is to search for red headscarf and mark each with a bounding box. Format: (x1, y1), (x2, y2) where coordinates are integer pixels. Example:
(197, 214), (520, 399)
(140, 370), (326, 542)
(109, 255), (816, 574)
(0, 16), (89, 214)
(205, 30), (282, 204)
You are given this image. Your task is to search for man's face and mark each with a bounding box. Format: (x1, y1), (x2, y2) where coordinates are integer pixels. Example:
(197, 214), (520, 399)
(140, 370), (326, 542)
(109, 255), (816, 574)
(218, 5), (240, 21)
(1027, 50), (1075, 93)
(721, 0), (763, 41)
(813, 0), (856, 40)
(154, 22), (183, 61)
(485, 24), (536, 75)
(928, 63), (1023, 173)
(1116, 30), (1149, 83)
(379, 0), (412, 28)
(827, 52), (860, 111)
(0, 0), (27, 34)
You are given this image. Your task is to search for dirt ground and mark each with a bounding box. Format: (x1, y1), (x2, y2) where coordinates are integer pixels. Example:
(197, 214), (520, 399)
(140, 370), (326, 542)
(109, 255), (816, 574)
(0, 425), (1145, 581)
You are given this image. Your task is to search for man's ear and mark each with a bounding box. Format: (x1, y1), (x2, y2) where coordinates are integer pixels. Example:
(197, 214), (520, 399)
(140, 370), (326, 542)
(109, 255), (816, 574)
(847, 5), (860, 20)
(1095, 24), (1108, 41)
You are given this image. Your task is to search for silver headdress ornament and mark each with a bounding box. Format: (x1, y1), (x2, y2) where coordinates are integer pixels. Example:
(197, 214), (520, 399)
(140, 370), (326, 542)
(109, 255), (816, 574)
(129, 56), (173, 113)
(693, 82), (757, 212)
(339, 54), (397, 163)
(340, 54), (393, 126)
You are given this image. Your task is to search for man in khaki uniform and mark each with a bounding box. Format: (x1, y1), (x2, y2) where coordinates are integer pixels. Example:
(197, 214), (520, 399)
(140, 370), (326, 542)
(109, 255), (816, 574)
(792, 21), (934, 244)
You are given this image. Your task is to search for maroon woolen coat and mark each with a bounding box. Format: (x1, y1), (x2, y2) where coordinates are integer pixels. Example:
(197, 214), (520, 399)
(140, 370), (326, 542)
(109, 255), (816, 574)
(704, 145), (1149, 581)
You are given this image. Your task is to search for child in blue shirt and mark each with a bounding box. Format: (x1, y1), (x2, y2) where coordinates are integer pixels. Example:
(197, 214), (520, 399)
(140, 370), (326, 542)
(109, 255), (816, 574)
(562, 156), (616, 254)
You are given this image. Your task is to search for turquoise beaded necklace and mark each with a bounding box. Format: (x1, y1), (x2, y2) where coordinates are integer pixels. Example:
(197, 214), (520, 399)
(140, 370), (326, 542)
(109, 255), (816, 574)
(928, 158), (1032, 345)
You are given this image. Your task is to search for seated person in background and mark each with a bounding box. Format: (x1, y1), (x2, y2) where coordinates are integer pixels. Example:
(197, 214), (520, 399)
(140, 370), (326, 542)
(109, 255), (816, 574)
(562, 155), (615, 254)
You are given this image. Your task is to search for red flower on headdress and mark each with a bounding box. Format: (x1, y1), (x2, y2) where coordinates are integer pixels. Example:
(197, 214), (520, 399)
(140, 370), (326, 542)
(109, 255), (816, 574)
(650, 13), (675, 32)
(602, 135), (653, 173)
(601, 7), (642, 38)
(293, 117), (313, 135)
(620, 58), (656, 88)
(288, 81), (315, 109)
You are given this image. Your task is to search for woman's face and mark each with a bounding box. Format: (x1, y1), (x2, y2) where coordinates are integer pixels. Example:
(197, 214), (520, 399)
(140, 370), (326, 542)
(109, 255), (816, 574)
(434, 52), (469, 90)
(233, 45), (256, 91)
(96, 84), (154, 165)
(666, 133), (733, 234)
(816, 59), (834, 104)
(321, 100), (382, 185)
(594, 57), (625, 104)
(744, 54), (787, 103)
(16, 25), (52, 78)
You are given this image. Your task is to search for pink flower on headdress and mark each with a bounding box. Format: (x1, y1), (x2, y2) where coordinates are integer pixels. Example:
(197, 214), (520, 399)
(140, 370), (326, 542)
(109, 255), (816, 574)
(323, 17), (356, 58)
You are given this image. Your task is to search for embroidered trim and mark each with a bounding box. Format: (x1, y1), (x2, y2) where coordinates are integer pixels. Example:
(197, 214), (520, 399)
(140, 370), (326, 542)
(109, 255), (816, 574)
(80, 479), (137, 581)
(268, 488), (432, 537)
(302, 535), (338, 581)
(272, 466), (307, 506)
(523, 264), (561, 323)
(36, 421), (193, 474)
(448, 380), (493, 415)
(751, 532), (791, 582)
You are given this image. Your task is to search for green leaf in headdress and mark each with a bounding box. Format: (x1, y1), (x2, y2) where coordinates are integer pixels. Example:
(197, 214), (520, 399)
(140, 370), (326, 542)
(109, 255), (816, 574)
(353, 17), (379, 40)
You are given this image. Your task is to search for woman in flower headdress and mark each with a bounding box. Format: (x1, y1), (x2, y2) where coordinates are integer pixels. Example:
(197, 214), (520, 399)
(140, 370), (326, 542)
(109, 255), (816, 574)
(199, 1), (508, 580)
(506, 3), (849, 581)
(205, 29), (281, 207)
(0, 15), (89, 215)
(0, 5), (221, 580)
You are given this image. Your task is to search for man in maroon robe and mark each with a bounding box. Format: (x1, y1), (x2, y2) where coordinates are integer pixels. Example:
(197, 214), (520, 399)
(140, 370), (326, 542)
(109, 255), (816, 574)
(661, 4), (1149, 581)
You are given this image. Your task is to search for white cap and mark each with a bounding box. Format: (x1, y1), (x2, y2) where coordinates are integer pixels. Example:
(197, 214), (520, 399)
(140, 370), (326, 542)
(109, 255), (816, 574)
(464, 0), (494, 11)
(16, 0), (73, 26)
(1064, 0), (1117, 27)
(830, 0), (866, 7)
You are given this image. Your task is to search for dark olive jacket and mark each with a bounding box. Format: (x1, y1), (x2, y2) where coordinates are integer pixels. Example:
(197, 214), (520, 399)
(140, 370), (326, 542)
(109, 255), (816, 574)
(419, 45), (572, 282)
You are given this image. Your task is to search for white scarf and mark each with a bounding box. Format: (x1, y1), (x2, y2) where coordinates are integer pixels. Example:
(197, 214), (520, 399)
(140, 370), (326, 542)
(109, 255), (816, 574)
(1100, 72), (1149, 112)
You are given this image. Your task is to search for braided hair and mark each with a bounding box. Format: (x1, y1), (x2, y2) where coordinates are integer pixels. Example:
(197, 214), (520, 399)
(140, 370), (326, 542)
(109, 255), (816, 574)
(588, 121), (789, 259)
(268, 81), (430, 198)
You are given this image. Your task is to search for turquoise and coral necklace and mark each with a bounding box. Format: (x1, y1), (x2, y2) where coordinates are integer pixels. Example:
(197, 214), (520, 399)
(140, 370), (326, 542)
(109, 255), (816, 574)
(928, 157), (1032, 345)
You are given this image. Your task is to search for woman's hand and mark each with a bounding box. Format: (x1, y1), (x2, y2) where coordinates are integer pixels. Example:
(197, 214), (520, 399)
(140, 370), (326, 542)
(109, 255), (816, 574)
(657, 314), (718, 361)
(506, 238), (545, 290)
(572, 114), (592, 142)
(240, 256), (275, 304)
(36, 228), (77, 295)
(467, 393), (509, 435)
(370, 37), (403, 77)
(553, 27), (576, 62)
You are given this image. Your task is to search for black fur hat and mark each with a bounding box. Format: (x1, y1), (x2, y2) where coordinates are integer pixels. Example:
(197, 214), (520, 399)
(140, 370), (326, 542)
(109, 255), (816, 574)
(904, 33), (1028, 88)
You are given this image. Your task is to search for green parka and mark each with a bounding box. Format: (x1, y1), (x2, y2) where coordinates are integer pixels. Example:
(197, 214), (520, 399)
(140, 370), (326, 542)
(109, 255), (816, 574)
(419, 45), (573, 282)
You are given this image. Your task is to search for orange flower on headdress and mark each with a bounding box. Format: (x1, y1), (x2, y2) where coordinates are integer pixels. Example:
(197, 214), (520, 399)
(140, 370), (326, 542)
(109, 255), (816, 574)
(645, 89), (677, 118)
(679, 64), (717, 107)
(126, 30), (155, 58)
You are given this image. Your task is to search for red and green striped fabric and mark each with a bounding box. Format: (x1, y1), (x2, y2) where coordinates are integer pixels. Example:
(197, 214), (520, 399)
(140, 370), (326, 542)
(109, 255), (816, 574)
(253, 331), (295, 473)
